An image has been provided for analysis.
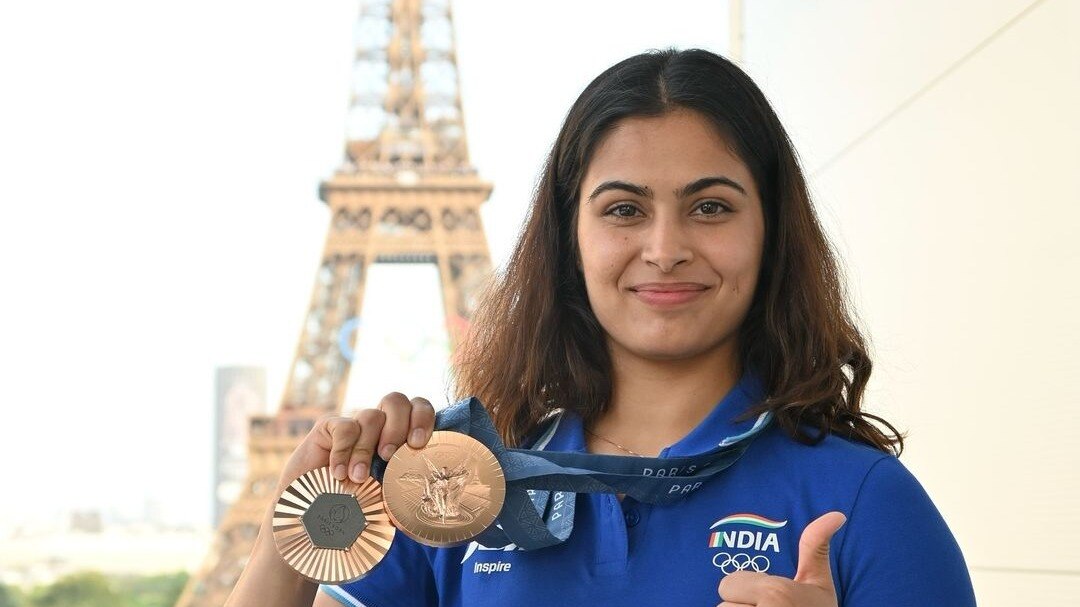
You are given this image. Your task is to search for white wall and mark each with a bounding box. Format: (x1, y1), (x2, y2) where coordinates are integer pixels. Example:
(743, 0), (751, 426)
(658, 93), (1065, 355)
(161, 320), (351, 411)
(743, 1), (1079, 604)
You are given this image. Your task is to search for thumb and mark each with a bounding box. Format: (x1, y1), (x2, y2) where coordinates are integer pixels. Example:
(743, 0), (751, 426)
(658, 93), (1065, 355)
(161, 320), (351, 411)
(793, 511), (846, 589)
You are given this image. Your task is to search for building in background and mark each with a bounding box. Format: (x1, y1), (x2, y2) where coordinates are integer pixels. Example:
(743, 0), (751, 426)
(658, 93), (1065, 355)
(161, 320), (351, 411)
(175, 1), (495, 604)
(741, 0), (1079, 603)
(213, 366), (267, 526)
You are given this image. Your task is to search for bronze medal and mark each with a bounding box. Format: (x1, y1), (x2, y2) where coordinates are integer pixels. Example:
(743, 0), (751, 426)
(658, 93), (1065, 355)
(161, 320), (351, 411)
(272, 467), (395, 584)
(382, 430), (506, 547)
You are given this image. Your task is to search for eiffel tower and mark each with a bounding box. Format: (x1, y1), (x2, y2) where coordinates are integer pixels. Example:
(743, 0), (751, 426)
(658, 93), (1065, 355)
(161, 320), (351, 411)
(176, 1), (492, 604)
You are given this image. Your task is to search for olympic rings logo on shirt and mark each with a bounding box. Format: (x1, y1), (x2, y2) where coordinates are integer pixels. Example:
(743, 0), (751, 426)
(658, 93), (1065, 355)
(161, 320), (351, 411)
(711, 552), (771, 574)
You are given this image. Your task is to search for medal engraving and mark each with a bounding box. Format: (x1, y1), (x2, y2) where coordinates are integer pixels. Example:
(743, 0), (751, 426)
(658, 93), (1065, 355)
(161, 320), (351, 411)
(410, 456), (472, 524)
(301, 493), (368, 550)
(383, 431), (505, 546)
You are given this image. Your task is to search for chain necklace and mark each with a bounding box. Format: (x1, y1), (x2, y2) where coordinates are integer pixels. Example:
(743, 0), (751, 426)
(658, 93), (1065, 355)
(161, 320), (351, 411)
(584, 427), (645, 457)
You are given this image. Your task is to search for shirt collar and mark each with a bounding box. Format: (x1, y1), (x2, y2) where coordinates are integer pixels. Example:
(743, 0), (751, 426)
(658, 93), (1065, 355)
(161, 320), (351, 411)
(541, 367), (767, 457)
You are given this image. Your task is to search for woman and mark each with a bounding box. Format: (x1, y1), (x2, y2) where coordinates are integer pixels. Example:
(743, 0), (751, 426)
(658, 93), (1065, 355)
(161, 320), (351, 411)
(228, 48), (976, 606)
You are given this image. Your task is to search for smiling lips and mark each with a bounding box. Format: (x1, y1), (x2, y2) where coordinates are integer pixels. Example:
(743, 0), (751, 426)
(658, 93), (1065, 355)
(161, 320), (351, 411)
(629, 282), (710, 306)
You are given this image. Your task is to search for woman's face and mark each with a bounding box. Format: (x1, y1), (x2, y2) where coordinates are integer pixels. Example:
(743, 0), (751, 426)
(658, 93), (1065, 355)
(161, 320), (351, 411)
(576, 108), (765, 365)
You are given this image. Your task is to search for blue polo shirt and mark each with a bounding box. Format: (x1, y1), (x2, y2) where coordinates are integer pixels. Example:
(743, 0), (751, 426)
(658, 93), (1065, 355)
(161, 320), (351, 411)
(323, 373), (975, 606)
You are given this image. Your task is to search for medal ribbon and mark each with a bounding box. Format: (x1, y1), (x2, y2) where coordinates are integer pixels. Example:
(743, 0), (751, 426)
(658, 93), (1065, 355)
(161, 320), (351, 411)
(372, 374), (772, 551)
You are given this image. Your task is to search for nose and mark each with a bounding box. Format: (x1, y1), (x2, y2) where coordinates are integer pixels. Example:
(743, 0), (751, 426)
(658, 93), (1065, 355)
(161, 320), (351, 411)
(640, 216), (692, 273)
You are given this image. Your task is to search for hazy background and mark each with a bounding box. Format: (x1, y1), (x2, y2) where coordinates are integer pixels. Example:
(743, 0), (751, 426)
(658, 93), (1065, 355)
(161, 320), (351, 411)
(1, 0), (1076, 604)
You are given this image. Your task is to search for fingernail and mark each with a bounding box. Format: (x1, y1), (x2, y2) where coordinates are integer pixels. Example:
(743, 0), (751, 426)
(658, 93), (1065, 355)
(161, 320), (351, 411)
(409, 428), (425, 448)
(380, 444), (397, 460)
(334, 464), (346, 480)
(351, 463), (367, 483)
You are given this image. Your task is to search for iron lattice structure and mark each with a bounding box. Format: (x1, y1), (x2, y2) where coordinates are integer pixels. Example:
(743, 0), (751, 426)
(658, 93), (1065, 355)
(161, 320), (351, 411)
(176, 1), (492, 604)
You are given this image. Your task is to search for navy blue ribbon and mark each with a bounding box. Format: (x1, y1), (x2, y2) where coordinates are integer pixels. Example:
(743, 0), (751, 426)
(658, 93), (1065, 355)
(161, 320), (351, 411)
(373, 397), (772, 550)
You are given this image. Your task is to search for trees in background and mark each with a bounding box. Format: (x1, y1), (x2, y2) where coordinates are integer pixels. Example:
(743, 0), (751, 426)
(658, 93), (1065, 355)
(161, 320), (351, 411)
(0, 584), (23, 607)
(115, 572), (189, 607)
(24, 572), (120, 607)
(0, 571), (187, 607)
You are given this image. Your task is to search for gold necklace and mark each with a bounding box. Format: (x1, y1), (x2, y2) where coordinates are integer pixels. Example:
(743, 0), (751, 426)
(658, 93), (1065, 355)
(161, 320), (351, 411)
(584, 427), (645, 457)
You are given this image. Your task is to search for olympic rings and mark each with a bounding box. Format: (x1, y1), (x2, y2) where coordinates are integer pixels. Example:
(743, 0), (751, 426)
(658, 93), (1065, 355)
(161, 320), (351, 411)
(337, 316), (362, 362)
(711, 552), (771, 574)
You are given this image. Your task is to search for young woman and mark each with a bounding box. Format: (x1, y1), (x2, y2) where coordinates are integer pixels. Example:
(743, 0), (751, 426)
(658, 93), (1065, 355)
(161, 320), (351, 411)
(228, 48), (976, 607)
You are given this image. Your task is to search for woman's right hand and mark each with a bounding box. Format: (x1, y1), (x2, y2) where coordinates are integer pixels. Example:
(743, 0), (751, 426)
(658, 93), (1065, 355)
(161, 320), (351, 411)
(228, 394), (436, 607)
(277, 392), (436, 492)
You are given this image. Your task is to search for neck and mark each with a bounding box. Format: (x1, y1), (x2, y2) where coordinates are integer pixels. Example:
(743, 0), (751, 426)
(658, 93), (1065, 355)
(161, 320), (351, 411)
(587, 343), (742, 456)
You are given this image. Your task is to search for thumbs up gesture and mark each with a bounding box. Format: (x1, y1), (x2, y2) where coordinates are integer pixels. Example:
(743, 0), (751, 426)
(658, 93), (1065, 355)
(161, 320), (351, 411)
(717, 512), (846, 607)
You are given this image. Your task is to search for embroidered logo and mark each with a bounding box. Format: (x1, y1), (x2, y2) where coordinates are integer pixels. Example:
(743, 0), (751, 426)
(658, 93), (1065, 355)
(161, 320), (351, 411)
(707, 513), (787, 573)
(461, 541), (520, 565)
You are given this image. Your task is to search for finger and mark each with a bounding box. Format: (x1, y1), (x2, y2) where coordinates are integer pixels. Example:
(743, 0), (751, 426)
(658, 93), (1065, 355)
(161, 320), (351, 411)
(324, 417), (361, 481)
(346, 408), (385, 483)
(794, 511), (847, 589)
(376, 392), (412, 461)
(717, 603), (755, 607)
(717, 570), (791, 604)
(407, 396), (436, 448)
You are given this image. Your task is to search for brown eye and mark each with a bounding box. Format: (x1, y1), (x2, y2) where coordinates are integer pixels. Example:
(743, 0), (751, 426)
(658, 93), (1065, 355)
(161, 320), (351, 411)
(606, 203), (641, 218)
(694, 201), (729, 216)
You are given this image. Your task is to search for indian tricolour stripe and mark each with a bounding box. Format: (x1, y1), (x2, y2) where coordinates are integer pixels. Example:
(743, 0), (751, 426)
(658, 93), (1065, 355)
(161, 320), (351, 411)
(708, 513), (787, 530)
(708, 531), (724, 548)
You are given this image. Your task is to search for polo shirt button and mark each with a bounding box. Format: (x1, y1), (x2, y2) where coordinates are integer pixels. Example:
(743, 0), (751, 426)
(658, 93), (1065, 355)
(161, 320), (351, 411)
(624, 508), (641, 527)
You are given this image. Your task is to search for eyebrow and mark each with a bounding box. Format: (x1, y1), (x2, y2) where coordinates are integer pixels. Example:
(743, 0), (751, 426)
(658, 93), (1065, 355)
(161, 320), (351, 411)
(586, 180), (652, 202)
(677, 176), (747, 198)
(586, 175), (747, 202)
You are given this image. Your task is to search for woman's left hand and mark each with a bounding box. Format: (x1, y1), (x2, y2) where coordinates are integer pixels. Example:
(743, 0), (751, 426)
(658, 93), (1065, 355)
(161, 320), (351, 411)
(717, 511), (846, 607)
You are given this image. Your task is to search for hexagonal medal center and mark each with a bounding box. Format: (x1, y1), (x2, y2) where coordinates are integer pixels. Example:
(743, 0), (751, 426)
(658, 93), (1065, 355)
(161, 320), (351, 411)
(301, 493), (367, 550)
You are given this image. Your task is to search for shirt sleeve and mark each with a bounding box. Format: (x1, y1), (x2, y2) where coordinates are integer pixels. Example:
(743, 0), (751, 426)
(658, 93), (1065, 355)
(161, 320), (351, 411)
(837, 456), (976, 606)
(320, 532), (437, 607)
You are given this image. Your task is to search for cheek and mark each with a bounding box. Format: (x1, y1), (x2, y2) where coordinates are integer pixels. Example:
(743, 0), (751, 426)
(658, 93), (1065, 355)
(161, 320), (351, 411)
(578, 231), (631, 286)
(706, 237), (763, 293)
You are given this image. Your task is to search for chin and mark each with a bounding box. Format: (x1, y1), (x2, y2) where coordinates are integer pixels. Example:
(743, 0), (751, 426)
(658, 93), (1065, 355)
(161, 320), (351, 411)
(609, 324), (738, 363)
(621, 340), (719, 362)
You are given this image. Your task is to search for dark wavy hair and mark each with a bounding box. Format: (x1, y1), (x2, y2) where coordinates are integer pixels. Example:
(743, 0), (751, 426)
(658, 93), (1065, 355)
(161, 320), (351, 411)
(452, 48), (904, 455)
